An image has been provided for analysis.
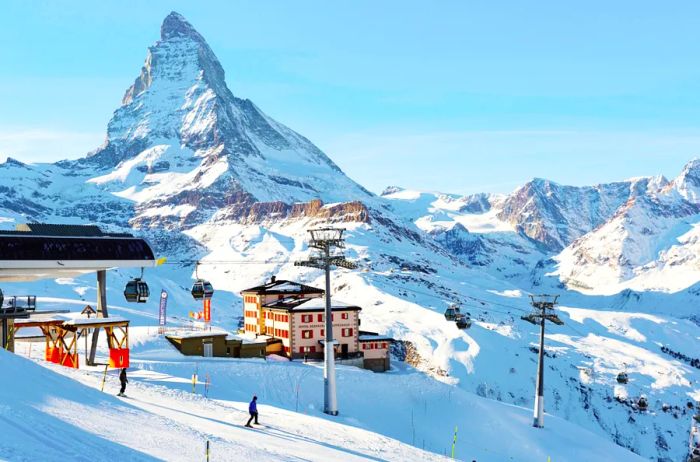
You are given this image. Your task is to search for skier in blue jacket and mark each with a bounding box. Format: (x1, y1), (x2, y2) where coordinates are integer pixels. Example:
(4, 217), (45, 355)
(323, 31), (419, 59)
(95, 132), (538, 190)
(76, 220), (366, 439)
(245, 395), (259, 427)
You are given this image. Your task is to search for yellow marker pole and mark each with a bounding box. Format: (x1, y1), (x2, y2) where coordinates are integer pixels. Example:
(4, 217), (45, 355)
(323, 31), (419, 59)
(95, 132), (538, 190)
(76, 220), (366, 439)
(451, 425), (458, 459)
(100, 364), (108, 392)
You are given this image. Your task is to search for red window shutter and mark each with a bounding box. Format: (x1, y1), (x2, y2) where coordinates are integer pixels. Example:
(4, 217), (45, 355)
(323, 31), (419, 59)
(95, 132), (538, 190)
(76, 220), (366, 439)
(321, 329), (324, 336)
(382, 343), (387, 348)
(310, 346), (316, 353)
(318, 314), (322, 322)
(349, 328), (353, 336)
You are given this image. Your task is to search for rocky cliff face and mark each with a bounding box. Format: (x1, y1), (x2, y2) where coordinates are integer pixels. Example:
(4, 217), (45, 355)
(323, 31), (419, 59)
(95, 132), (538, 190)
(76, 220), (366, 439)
(496, 176), (663, 251)
(555, 161), (700, 294)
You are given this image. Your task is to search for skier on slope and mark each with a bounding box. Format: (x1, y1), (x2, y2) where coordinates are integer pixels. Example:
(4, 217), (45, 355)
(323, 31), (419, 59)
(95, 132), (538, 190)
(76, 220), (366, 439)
(118, 368), (128, 397)
(245, 395), (259, 427)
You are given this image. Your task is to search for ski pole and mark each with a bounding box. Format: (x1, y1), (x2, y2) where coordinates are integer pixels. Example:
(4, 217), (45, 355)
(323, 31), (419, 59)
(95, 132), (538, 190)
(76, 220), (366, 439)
(206, 440), (210, 462)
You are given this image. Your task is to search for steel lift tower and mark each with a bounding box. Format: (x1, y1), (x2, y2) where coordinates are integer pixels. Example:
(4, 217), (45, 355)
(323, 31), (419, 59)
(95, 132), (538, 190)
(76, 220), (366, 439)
(295, 227), (357, 416)
(521, 294), (563, 428)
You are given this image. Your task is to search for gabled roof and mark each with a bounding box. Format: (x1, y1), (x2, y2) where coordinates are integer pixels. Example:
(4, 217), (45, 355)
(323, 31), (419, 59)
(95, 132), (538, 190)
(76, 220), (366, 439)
(263, 296), (361, 312)
(240, 279), (324, 296)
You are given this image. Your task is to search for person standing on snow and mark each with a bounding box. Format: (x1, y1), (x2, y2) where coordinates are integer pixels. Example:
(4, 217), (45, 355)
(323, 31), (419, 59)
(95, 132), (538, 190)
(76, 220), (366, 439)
(118, 368), (128, 397)
(245, 395), (259, 427)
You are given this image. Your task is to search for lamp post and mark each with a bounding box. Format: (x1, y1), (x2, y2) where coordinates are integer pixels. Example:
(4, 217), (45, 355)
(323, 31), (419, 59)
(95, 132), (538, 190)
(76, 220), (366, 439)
(295, 227), (356, 416)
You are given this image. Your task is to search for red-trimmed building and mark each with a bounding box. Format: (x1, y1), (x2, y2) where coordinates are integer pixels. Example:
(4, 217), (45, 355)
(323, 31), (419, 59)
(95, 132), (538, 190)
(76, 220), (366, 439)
(241, 277), (392, 370)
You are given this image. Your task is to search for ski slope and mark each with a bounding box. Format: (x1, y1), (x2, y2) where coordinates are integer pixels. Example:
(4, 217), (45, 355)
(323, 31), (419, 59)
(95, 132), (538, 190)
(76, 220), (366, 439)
(0, 347), (444, 462)
(2, 327), (645, 462)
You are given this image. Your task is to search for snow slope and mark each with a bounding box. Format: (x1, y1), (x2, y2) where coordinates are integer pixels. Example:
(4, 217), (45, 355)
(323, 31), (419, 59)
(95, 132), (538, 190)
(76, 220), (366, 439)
(0, 347), (447, 462)
(4, 331), (645, 462)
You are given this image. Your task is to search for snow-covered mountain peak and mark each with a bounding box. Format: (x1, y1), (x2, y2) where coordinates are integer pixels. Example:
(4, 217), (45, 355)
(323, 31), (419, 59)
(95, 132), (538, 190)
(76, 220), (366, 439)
(671, 157), (700, 202)
(161, 11), (205, 42)
(72, 12), (372, 227)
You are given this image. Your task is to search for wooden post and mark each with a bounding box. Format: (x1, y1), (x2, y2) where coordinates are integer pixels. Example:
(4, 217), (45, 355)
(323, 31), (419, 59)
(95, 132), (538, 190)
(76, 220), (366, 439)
(88, 270), (109, 365)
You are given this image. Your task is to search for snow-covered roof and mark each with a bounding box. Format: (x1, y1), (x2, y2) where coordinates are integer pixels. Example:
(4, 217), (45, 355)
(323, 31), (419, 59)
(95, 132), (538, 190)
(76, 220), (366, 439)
(166, 329), (229, 339)
(225, 333), (269, 344)
(62, 315), (129, 326)
(241, 279), (323, 295)
(264, 296), (361, 312)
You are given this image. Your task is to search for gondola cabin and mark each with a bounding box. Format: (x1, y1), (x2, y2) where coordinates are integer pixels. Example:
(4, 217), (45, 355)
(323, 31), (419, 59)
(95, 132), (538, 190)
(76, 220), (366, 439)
(191, 279), (214, 300)
(637, 396), (648, 410)
(616, 372), (629, 384)
(455, 314), (472, 329)
(444, 305), (460, 321)
(124, 278), (150, 303)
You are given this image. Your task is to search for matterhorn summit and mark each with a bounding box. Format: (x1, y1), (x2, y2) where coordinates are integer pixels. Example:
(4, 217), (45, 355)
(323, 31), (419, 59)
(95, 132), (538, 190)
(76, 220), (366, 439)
(74, 12), (370, 228)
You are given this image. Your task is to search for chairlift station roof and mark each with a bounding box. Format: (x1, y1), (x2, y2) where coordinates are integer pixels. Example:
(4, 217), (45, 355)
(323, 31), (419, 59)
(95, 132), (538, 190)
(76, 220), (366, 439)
(0, 223), (157, 281)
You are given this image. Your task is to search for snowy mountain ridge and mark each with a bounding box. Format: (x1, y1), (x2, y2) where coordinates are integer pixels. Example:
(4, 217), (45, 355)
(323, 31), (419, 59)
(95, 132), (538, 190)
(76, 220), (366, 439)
(2, 11), (700, 461)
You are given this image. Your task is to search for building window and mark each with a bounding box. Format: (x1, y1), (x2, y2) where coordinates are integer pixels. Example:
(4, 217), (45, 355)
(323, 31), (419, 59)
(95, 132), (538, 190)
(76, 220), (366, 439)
(320, 329), (324, 337)
(341, 328), (353, 337)
(382, 343), (387, 349)
(341, 312), (349, 320)
(317, 314), (323, 322)
(302, 330), (313, 339)
(301, 314), (313, 323)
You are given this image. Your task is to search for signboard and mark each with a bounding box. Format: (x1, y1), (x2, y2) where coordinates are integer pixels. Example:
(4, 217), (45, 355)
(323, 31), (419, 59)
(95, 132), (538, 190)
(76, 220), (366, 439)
(158, 290), (168, 326)
(203, 298), (211, 323)
(109, 348), (130, 368)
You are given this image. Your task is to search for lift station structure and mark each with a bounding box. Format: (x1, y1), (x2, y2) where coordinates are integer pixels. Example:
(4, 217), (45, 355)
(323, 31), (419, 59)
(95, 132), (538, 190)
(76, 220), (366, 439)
(0, 223), (159, 367)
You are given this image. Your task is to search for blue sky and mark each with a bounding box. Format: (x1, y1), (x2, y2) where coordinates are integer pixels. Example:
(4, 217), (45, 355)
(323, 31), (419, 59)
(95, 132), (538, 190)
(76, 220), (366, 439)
(1, 1), (700, 194)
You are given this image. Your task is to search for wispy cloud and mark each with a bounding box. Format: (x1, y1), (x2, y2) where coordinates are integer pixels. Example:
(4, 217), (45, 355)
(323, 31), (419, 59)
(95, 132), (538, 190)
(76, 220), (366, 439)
(0, 128), (104, 163)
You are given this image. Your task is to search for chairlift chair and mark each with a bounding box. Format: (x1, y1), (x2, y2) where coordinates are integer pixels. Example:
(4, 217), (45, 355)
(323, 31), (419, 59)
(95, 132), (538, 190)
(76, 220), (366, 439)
(0, 288), (3, 309)
(616, 372), (629, 384)
(124, 268), (150, 303)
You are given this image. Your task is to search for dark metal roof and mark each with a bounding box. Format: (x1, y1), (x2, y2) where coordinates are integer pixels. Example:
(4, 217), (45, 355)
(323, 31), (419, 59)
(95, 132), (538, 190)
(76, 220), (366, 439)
(0, 235), (154, 261)
(240, 279), (324, 295)
(2, 223), (133, 238)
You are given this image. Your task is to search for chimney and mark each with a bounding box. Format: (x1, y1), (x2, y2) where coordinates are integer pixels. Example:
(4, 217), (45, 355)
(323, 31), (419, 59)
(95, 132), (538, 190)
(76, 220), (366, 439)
(270, 275), (276, 283)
